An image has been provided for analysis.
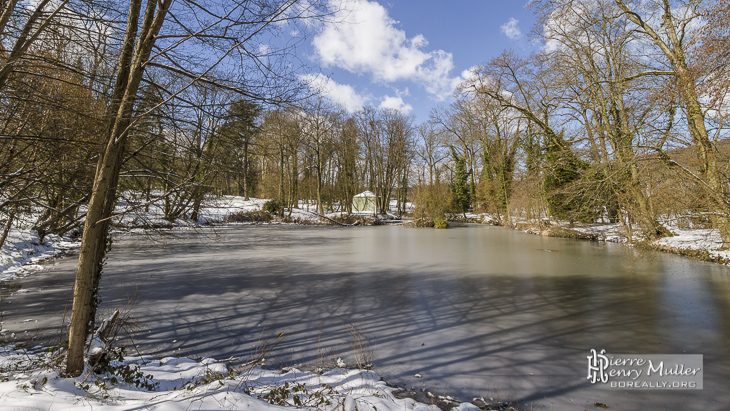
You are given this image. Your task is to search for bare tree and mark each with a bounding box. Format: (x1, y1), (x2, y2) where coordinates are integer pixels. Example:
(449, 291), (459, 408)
(298, 97), (340, 214)
(609, 0), (730, 243)
(66, 0), (333, 376)
(356, 107), (414, 215)
(534, 0), (671, 237)
(0, 0), (70, 90)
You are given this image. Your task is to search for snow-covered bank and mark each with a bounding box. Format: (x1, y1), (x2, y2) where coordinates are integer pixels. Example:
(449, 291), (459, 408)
(0, 196), (351, 282)
(0, 229), (79, 282)
(494, 216), (730, 264)
(652, 228), (730, 263)
(0, 347), (479, 411)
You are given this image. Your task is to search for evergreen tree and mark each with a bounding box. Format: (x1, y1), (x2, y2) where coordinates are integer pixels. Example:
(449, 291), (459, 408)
(450, 146), (471, 215)
(219, 100), (262, 200)
(543, 133), (593, 222)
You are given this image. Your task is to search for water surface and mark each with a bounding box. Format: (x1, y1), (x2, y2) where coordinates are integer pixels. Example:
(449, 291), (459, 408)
(2, 225), (729, 410)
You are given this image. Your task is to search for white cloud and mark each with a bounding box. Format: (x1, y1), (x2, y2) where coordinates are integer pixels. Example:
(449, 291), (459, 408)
(312, 0), (458, 100)
(378, 95), (413, 113)
(501, 18), (522, 40)
(300, 73), (368, 112)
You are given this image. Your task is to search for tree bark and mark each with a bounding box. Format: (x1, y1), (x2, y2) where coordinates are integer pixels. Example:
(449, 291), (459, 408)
(243, 140), (249, 200)
(0, 207), (16, 250)
(66, 0), (171, 377)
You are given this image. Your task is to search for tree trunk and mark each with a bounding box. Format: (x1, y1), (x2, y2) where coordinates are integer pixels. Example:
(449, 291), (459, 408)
(66, 0), (171, 377)
(66, 133), (125, 376)
(243, 140), (249, 200)
(315, 138), (324, 215)
(289, 148), (299, 211)
(614, 0), (729, 244)
(190, 193), (202, 222)
(278, 143), (284, 201)
(0, 207), (16, 250)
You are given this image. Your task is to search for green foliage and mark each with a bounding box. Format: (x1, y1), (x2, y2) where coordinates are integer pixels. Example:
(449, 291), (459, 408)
(91, 347), (159, 391)
(221, 100), (262, 139)
(481, 137), (517, 216)
(433, 217), (450, 229)
(543, 135), (595, 222)
(450, 147), (471, 214)
(183, 367), (231, 390)
(262, 199), (283, 215)
(218, 100), (263, 198)
(259, 382), (334, 408)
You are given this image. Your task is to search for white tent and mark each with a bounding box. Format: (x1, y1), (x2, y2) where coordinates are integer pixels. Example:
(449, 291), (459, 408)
(352, 191), (377, 213)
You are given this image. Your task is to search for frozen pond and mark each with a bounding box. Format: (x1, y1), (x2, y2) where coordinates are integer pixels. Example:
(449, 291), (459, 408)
(3, 224), (730, 410)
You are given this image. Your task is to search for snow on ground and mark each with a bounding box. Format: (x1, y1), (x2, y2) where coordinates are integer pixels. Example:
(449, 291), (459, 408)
(504, 216), (730, 263)
(111, 195), (272, 227)
(0, 347), (477, 411)
(568, 223), (627, 243)
(0, 229), (79, 282)
(568, 220), (730, 261)
(654, 228), (730, 261)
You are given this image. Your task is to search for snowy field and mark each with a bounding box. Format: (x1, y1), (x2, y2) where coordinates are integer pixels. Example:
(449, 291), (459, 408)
(0, 229), (79, 282)
(0, 347), (480, 411)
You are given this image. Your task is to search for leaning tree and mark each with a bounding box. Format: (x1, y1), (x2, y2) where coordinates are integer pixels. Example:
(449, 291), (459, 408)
(65, 0), (333, 376)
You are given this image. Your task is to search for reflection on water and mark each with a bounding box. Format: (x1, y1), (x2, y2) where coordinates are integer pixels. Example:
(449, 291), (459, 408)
(3, 224), (730, 409)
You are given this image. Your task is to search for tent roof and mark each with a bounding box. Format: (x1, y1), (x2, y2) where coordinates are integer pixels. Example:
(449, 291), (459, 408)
(354, 190), (376, 198)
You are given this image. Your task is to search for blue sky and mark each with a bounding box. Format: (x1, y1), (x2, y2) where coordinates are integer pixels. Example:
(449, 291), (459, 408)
(298, 0), (537, 122)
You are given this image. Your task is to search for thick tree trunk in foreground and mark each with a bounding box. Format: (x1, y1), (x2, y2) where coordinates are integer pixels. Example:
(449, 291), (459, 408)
(66, 0), (171, 377)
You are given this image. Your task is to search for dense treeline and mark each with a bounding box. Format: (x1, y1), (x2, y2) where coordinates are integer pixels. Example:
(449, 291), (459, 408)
(426, 0), (730, 244)
(0, 0), (729, 375)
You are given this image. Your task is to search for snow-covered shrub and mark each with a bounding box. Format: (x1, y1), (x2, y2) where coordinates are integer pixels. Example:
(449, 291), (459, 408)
(259, 381), (334, 408)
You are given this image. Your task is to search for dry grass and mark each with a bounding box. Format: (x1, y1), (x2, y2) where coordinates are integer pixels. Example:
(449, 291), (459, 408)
(342, 322), (374, 370)
(226, 211), (273, 223)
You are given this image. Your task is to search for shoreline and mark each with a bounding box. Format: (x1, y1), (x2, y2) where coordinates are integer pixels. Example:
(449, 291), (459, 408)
(479, 217), (730, 266)
(4, 210), (730, 284)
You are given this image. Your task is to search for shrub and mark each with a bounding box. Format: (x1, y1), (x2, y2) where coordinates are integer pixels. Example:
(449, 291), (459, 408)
(408, 218), (434, 228)
(260, 382), (334, 408)
(262, 199), (282, 215)
(433, 217), (449, 229)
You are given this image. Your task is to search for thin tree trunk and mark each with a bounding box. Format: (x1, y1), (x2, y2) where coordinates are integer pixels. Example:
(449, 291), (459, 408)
(0, 207), (16, 249)
(243, 140), (249, 200)
(289, 148), (299, 212)
(279, 143), (284, 201)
